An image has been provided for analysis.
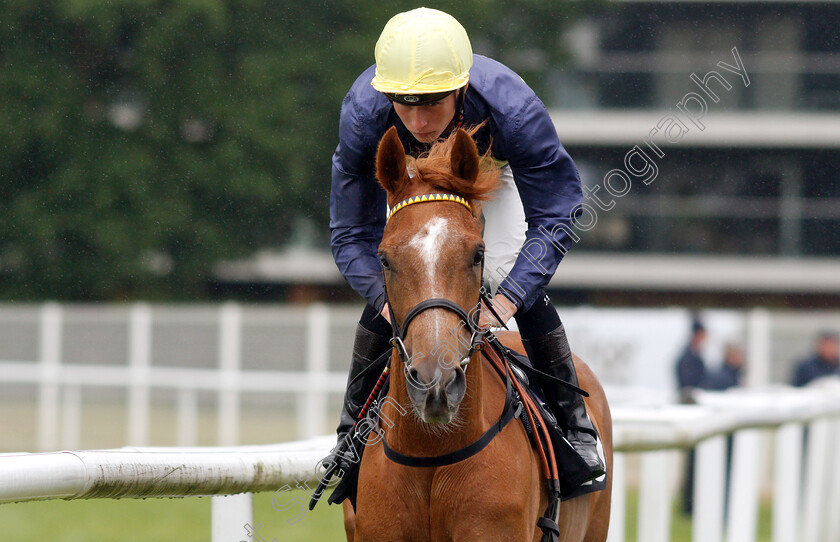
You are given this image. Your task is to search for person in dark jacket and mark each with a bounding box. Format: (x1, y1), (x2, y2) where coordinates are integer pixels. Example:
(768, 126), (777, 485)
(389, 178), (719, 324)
(324, 7), (604, 482)
(704, 342), (744, 391)
(676, 319), (708, 403)
(791, 331), (839, 387)
(702, 342), (745, 519)
(675, 318), (707, 515)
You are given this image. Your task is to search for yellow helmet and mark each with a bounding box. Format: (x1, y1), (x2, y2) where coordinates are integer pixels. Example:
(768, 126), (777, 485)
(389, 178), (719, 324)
(371, 8), (473, 99)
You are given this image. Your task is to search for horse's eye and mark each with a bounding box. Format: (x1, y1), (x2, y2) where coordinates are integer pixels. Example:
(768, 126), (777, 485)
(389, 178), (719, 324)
(473, 249), (484, 266)
(380, 254), (391, 270)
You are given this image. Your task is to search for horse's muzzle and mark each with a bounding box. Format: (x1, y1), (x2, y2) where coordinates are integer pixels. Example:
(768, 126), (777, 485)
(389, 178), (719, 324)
(406, 363), (467, 423)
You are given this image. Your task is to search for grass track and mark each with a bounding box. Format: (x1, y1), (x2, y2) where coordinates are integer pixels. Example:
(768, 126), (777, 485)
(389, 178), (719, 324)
(0, 489), (772, 541)
(0, 491), (345, 542)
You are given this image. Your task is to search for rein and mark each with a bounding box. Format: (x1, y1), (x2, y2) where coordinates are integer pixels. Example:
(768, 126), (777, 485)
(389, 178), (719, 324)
(483, 335), (564, 541)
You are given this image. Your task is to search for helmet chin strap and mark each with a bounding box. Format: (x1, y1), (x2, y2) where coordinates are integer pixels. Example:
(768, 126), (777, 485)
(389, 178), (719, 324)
(438, 86), (467, 140)
(454, 86), (466, 128)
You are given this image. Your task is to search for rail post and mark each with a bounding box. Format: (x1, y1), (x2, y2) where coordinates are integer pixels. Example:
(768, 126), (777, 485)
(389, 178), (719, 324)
(218, 303), (242, 446)
(37, 303), (62, 452)
(128, 303), (152, 446)
(301, 304), (329, 439)
(212, 493), (253, 542)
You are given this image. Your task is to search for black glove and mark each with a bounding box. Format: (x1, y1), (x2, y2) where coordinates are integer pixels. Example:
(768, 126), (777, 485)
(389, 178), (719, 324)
(309, 433), (359, 510)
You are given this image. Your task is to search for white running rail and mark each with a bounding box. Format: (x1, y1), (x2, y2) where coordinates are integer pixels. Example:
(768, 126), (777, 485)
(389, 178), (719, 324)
(2, 382), (839, 542)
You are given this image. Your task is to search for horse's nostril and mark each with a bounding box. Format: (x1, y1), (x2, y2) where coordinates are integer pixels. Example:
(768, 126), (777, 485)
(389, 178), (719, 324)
(444, 367), (467, 405)
(408, 367), (421, 387)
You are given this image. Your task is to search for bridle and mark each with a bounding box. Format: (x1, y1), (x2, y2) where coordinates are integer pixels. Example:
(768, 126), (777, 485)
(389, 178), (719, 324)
(378, 207), (569, 539)
(377, 193), (524, 471)
(376, 193), (525, 472)
(382, 193), (488, 370)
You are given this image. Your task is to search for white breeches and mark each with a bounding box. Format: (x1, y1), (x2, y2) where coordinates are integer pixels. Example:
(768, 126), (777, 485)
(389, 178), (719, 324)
(481, 165), (527, 295)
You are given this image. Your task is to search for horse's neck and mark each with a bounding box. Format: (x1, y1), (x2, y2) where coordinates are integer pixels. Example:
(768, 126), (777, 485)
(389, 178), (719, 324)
(383, 353), (501, 456)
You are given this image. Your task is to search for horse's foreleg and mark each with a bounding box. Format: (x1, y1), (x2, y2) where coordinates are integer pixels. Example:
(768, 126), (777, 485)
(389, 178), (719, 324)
(448, 513), (536, 542)
(553, 494), (594, 542)
(343, 500), (356, 542)
(582, 490), (612, 542)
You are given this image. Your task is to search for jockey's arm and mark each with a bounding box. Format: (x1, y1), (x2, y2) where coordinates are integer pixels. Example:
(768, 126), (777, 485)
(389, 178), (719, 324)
(329, 90), (389, 312)
(495, 95), (583, 312)
(478, 293), (518, 328)
(331, 72), (426, 316)
(329, 161), (387, 311)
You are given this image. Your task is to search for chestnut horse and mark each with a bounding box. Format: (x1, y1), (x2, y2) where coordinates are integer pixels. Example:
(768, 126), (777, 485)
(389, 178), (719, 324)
(344, 126), (612, 542)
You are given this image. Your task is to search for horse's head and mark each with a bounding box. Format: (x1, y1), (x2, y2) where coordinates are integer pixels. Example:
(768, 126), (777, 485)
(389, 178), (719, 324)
(376, 125), (498, 425)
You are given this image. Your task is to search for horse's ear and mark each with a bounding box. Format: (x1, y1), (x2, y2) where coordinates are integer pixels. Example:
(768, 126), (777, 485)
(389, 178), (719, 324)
(376, 126), (408, 196)
(450, 128), (480, 183)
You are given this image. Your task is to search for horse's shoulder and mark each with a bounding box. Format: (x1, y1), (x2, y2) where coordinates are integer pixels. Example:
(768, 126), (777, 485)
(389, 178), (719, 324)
(495, 330), (525, 354)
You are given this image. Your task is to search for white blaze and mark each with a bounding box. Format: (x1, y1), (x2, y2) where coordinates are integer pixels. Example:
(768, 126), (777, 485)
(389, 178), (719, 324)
(408, 216), (449, 333)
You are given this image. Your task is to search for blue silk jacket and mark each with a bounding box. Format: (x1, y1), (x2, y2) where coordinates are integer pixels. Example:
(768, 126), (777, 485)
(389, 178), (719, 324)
(330, 55), (583, 311)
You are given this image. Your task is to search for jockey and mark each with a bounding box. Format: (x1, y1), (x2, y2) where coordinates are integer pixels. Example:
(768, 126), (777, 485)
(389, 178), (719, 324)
(327, 7), (605, 481)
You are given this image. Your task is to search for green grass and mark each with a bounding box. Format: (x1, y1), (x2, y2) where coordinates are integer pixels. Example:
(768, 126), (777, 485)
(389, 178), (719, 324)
(0, 489), (774, 542)
(0, 491), (346, 542)
(621, 491), (774, 542)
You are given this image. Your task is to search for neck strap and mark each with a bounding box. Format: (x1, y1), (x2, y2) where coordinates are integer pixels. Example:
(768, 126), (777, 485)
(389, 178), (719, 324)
(380, 347), (520, 468)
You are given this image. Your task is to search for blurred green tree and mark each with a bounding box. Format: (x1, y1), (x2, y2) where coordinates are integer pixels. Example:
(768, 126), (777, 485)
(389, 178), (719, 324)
(0, 1), (587, 300)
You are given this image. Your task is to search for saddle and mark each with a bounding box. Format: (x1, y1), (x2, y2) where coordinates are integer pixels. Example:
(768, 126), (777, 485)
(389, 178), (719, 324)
(492, 339), (607, 501)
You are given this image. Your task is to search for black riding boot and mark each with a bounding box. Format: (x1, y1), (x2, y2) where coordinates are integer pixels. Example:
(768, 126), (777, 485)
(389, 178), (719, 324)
(324, 323), (392, 470)
(522, 323), (606, 482)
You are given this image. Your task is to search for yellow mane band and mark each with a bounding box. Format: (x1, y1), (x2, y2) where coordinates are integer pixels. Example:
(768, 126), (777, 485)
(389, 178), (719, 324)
(386, 193), (472, 223)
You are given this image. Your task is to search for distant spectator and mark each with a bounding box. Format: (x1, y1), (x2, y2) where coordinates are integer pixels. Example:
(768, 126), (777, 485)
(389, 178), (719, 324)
(676, 319), (708, 404)
(704, 343), (745, 391)
(675, 317), (707, 516)
(703, 342), (745, 518)
(791, 331), (840, 387)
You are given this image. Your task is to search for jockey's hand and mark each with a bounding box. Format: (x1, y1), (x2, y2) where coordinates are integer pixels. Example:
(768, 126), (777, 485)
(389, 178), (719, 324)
(478, 293), (517, 329)
(379, 302), (391, 324)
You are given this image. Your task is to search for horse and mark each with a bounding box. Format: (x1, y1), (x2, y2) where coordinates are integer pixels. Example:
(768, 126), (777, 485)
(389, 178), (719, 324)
(343, 125), (613, 542)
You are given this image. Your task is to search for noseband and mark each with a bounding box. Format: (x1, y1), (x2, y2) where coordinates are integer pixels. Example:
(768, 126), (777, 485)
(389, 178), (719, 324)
(384, 296), (485, 370)
(382, 193), (486, 369)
